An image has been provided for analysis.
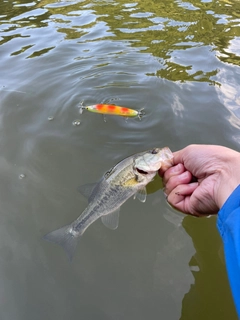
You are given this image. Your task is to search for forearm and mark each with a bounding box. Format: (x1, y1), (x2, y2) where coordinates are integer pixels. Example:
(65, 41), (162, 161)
(214, 150), (240, 209)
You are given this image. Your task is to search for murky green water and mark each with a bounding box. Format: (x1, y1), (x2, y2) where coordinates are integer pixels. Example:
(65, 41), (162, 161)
(1, 0), (240, 319)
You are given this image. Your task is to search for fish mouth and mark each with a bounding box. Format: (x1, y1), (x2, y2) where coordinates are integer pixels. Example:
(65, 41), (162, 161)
(136, 168), (148, 175)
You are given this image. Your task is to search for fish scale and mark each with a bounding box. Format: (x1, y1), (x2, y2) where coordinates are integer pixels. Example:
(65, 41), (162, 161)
(73, 185), (134, 234)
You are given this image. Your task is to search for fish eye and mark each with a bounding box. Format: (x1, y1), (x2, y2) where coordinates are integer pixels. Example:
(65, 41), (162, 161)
(151, 148), (159, 154)
(136, 168), (148, 174)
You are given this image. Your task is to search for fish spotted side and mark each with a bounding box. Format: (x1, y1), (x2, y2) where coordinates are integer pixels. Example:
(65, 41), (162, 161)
(44, 147), (173, 260)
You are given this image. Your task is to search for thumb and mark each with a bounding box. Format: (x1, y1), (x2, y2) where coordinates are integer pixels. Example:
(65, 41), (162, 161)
(172, 149), (185, 166)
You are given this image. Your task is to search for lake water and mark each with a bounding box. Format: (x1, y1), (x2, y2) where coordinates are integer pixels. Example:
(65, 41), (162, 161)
(1, 0), (240, 319)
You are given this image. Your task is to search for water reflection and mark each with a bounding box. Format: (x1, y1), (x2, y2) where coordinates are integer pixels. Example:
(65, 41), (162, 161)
(1, 0), (240, 82)
(180, 216), (238, 320)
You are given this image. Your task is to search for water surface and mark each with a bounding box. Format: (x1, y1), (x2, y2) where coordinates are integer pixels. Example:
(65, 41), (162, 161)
(1, 0), (240, 319)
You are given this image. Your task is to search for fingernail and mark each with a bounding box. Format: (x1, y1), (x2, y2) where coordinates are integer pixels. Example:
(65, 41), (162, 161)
(181, 171), (190, 179)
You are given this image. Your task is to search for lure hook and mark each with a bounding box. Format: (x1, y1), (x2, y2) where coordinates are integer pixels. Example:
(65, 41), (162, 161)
(137, 108), (145, 120)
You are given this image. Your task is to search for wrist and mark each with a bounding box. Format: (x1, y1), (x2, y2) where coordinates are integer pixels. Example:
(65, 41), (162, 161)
(215, 152), (240, 209)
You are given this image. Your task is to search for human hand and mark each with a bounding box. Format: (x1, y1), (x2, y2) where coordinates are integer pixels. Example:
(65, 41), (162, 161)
(159, 145), (240, 216)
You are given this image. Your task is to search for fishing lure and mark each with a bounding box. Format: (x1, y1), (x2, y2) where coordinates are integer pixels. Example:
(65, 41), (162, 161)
(80, 104), (144, 119)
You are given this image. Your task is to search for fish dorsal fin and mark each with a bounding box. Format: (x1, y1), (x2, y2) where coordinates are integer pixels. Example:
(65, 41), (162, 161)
(77, 183), (96, 199)
(134, 187), (147, 203)
(101, 208), (120, 230)
(78, 178), (107, 203)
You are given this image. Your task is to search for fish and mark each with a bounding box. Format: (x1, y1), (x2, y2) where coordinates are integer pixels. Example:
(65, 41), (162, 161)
(80, 104), (144, 119)
(44, 147), (173, 260)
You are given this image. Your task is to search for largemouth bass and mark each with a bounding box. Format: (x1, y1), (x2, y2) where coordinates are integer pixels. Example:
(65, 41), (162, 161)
(44, 147), (173, 260)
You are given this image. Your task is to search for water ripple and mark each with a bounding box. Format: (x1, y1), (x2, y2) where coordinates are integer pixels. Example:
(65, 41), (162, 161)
(0, 1), (240, 319)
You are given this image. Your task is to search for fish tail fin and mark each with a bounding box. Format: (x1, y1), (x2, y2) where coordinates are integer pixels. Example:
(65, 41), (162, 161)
(43, 224), (79, 261)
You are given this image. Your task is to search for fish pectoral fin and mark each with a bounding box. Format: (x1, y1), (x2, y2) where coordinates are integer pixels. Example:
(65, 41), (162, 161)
(134, 187), (147, 203)
(101, 208), (120, 230)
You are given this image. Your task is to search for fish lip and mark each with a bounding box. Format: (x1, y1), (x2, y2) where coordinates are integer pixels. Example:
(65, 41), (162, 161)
(134, 153), (163, 173)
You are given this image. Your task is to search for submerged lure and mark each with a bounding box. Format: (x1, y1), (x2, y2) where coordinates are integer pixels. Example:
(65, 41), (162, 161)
(44, 147), (173, 260)
(80, 104), (144, 119)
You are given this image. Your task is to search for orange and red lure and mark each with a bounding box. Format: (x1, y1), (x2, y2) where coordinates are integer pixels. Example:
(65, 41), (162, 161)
(80, 104), (144, 119)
